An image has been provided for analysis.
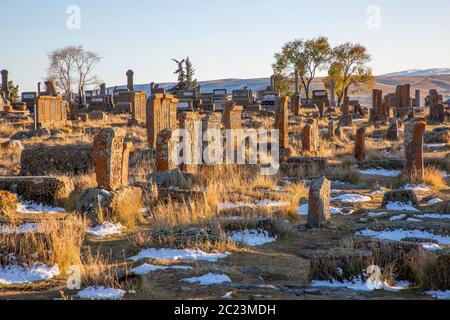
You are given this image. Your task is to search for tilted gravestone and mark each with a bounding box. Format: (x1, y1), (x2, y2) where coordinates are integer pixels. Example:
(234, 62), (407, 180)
(404, 117), (426, 182)
(354, 127), (366, 161)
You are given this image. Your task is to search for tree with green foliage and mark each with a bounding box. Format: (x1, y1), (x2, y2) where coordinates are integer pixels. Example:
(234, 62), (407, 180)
(185, 57), (198, 93)
(8, 81), (19, 102)
(273, 36), (332, 100)
(323, 42), (375, 107)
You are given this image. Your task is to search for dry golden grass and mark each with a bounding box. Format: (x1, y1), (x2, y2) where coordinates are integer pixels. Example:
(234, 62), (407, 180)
(80, 249), (126, 288)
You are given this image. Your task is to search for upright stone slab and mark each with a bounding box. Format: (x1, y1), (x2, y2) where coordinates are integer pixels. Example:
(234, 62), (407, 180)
(415, 90), (421, 108)
(339, 96), (353, 127)
(45, 80), (58, 96)
(301, 124), (313, 152)
(202, 112), (223, 165)
(156, 129), (177, 172)
(275, 96), (289, 148)
(395, 84), (412, 119)
(179, 112), (203, 174)
(404, 118), (426, 182)
(93, 128), (130, 191)
(387, 117), (401, 141)
(1, 69), (10, 99)
(354, 127), (366, 161)
(307, 177), (331, 228)
(223, 101), (243, 130)
(429, 89), (445, 123)
(146, 94), (178, 148)
(372, 89), (386, 122)
(327, 120), (336, 139)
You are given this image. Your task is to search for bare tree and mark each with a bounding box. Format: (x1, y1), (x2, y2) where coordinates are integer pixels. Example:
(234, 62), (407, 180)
(47, 46), (102, 95)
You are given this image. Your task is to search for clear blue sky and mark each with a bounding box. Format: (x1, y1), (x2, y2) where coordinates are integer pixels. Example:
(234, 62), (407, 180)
(1, 0), (449, 91)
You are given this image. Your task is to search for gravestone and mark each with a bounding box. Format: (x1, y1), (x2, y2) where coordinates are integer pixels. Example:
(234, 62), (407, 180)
(223, 101), (243, 130)
(126, 70), (134, 91)
(415, 90), (421, 108)
(146, 94), (179, 148)
(301, 124), (313, 152)
(372, 89), (386, 122)
(35, 95), (68, 127)
(312, 90), (329, 108)
(339, 96), (353, 126)
(327, 120), (336, 139)
(156, 129), (177, 172)
(354, 127), (366, 161)
(387, 117), (401, 141)
(45, 80), (58, 96)
(428, 89), (445, 123)
(404, 117), (426, 182)
(202, 112), (223, 165)
(1, 69), (10, 100)
(179, 112), (203, 174)
(307, 177), (331, 228)
(93, 128), (131, 191)
(275, 96), (289, 148)
(395, 84), (412, 119)
(280, 157), (327, 178)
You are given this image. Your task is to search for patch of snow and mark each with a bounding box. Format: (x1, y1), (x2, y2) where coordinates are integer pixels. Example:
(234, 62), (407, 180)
(358, 169), (401, 177)
(181, 273), (231, 286)
(129, 248), (230, 262)
(0, 264), (60, 285)
(424, 143), (447, 148)
(368, 212), (390, 218)
(16, 201), (65, 214)
(370, 189), (386, 195)
(390, 214), (407, 221)
(311, 277), (410, 292)
(87, 222), (124, 238)
(421, 243), (444, 252)
(402, 184), (431, 193)
(222, 292), (234, 299)
(131, 264), (193, 275)
(407, 218), (422, 222)
(357, 229), (450, 245)
(426, 291), (450, 300)
(0, 223), (39, 234)
(385, 202), (420, 212)
(297, 204), (351, 216)
(297, 204), (308, 215)
(417, 214), (450, 220)
(219, 202), (254, 210)
(427, 198), (444, 205)
(78, 286), (126, 300)
(228, 229), (276, 246)
(254, 200), (289, 208)
(332, 194), (372, 203)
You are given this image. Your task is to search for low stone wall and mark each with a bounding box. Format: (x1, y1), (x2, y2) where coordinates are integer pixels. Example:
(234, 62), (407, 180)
(0, 176), (73, 205)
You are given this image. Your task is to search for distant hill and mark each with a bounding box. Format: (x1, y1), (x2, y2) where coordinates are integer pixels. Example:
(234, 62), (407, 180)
(380, 68), (450, 77)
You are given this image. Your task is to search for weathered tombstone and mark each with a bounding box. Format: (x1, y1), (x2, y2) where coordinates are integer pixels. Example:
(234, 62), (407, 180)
(275, 96), (289, 148)
(156, 129), (177, 172)
(301, 124), (313, 152)
(395, 84), (412, 119)
(307, 177), (331, 228)
(415, 90), (421, 108)
(126, 70), (134, 91)
(372, 89), (385, 122)
(1, 69), (10, 100)
(223, 101), (243, 130)
(327, 120), (336, 140)
(428, 89), (445, 123)
(179, 112), (203, 174)
(35, 95), (68, 127)
(146, 94), (179, 148)
(318, 102), (325, 118)
(312, 90), (329, 109)
(339, 96), (353, 127)
(100, 83), (106, 96)
(404, 118), (426, 182)
(354, 127), (366, 161)
(93, 128), (130, 191)
(280, 157), (327, 178)
(202, 112), (223, 165)
(387, 117), (401, 141)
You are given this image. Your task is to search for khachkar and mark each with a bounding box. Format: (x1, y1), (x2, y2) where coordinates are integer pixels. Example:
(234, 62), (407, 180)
(34, 80), (68, 128)
(339, 96), (353, 126)
(372, 89), (388, 123)
(404, 118), (426, 182)
(307, 177), (331, 228)
(275, 96), (291, 161)
(354, 127), (366, 161)
(223, 101), (243, 130)
(428, 89), (446, 123)
(155, 129), (177, 172)
(146, 94), (178, 148)
(93, 128), (132, 191)
(395, 84), (412, 119)
(1, 69), (10, 100)
(126, 70), (134, 91)
(179, 112), (203, 174)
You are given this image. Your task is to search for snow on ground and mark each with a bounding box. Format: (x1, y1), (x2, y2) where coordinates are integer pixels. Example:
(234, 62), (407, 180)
(368, 212), (390, 218)
(402, 184), (431, 193)
(87, 222), (124, 238)
(219, 202), (254, 210)
(131, 264), (193, 275)
(385, 202), (420, 212)
(129, 248), (230, 262)
(228, 229), (276, 246)
(332, 194), (372, 203)
(407, 218), (422, 222)
(222, 292), (234, 299)
(358, 168), (401, 177)
(424, 143), (448, 148)
(297, 204), (351, 216)
(357, 229), (450, 245)
(421, 243), (444, 251)
(390, 214), (407, 221)
(16, 201), (65, 214)
(0, 223), (39, 234)
(181, 273), (232, 286)
(254, 200), (290, 208)
(427, 198), (444, 205)
(78, 286), (126, 300)
(426, 291), (450, 300)
(417, 214), (450, 220)
(0, 264), (60, 285)
(370, 189), (386, 195)
(311, 277), (410, 292)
